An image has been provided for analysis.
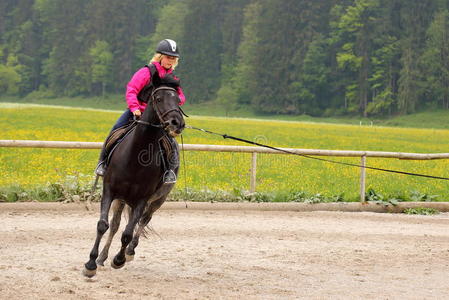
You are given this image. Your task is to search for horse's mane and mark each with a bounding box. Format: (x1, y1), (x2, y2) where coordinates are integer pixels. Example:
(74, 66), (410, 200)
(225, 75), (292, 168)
(153, 73), (180, 89)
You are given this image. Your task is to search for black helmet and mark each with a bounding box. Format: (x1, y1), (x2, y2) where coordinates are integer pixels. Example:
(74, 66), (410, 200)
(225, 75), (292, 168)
(156, 39), (180, 57)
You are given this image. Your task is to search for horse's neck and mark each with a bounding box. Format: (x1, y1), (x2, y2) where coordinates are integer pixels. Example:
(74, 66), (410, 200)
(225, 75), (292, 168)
(133, 122), (161, 140)
(131, 108), (163, 145)
(143, 106), (158, 125)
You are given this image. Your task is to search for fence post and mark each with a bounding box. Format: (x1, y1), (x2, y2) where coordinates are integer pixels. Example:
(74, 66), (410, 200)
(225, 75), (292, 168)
(360, 155), (367, 202)
(250, 152), (257, 193)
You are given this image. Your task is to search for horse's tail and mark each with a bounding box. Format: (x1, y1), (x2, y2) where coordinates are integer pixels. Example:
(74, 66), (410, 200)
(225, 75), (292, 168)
(140, 223), (162, 240)
(124, 205), (162, 239)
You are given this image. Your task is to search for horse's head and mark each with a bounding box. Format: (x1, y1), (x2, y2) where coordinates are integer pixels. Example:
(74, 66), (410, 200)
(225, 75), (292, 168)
(150, 86), (185, 137)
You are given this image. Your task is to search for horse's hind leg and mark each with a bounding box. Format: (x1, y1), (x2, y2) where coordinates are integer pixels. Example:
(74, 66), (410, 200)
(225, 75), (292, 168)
(83, 189), (114, 278)
(126, 196), (166, 261)
(96, 200), (125, 266)
(111, 201), (146, 269)
(124, 208), (153, 262)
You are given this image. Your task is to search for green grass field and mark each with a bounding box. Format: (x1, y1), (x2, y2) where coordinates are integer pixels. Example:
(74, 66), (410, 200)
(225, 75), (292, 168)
(1, 103), (449, 201)
(2, 96), (449, 129)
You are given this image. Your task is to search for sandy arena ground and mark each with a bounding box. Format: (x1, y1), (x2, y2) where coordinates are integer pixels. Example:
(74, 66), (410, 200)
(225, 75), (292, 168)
(0, 202), (448, 299)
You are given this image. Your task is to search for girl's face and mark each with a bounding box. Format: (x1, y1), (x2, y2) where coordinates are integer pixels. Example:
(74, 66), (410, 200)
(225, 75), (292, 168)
(160, 55), (177, 69)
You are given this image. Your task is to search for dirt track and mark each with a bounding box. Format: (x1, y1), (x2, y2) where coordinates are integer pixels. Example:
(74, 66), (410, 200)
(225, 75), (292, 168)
(1, 202), (449, 299)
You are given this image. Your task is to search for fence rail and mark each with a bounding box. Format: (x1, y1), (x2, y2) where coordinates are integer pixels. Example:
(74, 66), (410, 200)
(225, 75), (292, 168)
(1, 139), (449, 201)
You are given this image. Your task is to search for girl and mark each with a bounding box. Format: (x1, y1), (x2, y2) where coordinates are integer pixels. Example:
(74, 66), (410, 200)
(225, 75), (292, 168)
(95, 39), (186, 183)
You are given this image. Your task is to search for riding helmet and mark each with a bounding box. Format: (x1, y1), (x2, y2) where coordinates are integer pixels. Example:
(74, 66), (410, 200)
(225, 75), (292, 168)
(156, 39), (180, 57)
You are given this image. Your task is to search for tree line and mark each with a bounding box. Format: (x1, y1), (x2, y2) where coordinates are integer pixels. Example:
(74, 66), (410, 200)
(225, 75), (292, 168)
(1, 0), (448, 116)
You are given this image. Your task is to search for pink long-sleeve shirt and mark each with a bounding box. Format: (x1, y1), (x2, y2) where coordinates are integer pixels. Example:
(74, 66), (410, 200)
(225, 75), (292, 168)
(125, 62), (186, 112)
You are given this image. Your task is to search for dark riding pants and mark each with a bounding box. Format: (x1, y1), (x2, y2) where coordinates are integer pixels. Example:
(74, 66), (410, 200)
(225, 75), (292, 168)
(112, 109), (134, 131)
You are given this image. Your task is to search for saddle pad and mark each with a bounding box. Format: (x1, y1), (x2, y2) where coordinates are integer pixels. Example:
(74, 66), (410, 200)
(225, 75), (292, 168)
(105, 125), (178, 167)
(104, 122), (137, 155)
(160, 135), (175, 159)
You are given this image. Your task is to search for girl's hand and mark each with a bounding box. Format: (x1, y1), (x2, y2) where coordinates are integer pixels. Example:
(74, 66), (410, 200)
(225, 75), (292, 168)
(133, 110), (142, 117)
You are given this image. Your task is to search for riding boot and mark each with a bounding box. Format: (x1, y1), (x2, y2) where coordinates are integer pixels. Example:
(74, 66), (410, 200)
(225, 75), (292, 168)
(94, 111), (134, 177)
(95, 130), (115, 176)
(94, 147), (108, 176)
(161, 136), (179, 184)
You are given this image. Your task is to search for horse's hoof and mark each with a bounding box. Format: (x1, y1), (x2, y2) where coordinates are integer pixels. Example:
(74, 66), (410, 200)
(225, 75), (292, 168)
(125, 254), (134, 262)
(111, 259), (125, 269)
(82, 267), (96, 278)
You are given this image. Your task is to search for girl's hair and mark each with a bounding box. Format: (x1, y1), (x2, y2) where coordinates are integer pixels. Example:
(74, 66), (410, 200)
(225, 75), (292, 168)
(150, 53), (179, 69)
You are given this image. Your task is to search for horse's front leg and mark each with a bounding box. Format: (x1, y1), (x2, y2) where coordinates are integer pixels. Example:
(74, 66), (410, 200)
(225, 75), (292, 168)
(83, 189), (114, 277)
(126, 196), (167, 261)
(96, 200), (125, 266)
(111, 200), (146, 269)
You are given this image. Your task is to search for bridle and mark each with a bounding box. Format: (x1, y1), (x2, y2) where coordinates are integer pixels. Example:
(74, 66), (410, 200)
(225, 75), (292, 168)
(136, 86), (188, 129)
(152, 86), (183, 122)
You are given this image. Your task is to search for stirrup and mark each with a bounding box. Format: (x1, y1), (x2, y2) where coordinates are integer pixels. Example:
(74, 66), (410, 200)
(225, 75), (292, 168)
(95, 161), (106, 176)
(163, 170), (177, 184)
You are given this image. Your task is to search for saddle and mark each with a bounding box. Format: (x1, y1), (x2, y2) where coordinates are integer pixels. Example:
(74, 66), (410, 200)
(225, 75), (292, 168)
(103, 122), (178, 166)
(104, 122), (137, 164)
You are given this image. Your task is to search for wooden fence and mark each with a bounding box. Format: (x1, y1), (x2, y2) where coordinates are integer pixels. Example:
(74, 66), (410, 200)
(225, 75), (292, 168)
(1, 139), (449, 201)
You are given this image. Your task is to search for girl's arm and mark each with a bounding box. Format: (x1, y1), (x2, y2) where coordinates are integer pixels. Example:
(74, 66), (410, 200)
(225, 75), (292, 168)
(177, 86), (186, 106)
(126, 68), (150, 112)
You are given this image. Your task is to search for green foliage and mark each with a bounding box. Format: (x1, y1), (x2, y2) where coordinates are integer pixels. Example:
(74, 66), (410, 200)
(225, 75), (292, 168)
(331, 0), (381, 116)
(0, 0), (448, 117)
(215, 84), (239, 115)
(6, 181), (440, 204)
(397, 0), (437, 114)
(177, 0), (229, 103)
(295, 34), (331, 115)
(420, 10), (449, 110)
(365, 188), (441, 206)
(409, 190), (439, 202)
(403, 207), (440, 215)
(0, 174), (101, 203)
(233, 1), (263, 106)
(285, 191), (345, 204)
(0, 63), (21, 95)
(89, 40), (113, 97)
(365, 187), (401, 206)
(398, 47), (419, 114)
(150, 1), (187, 51)
(367, 32), (400, 116)
(24, 85), (56, 99)
(169, 188), (236, 202)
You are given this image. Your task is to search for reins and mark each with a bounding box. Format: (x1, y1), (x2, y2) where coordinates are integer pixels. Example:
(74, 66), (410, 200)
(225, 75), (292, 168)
(185, 125), (449, 181)
(135, 119), (163, 127)
(180, 134), (188, 208)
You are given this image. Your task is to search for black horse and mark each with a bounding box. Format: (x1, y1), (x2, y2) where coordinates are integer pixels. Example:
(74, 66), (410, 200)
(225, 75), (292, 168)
(83, 85), (185, 277)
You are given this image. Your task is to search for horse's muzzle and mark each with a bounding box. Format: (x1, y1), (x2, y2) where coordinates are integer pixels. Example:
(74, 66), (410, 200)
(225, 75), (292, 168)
(164, 118), (185, 137)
